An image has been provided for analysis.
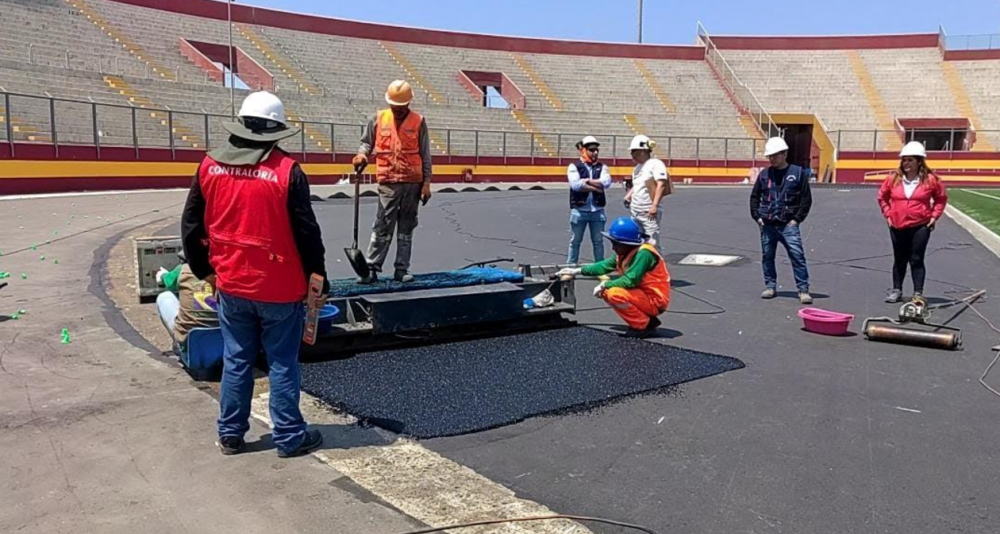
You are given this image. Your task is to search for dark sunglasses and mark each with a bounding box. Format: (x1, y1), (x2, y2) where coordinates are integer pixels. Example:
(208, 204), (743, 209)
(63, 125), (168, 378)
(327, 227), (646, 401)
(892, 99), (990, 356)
(242, 116), (284, 133)
(585, 146), (600, 152)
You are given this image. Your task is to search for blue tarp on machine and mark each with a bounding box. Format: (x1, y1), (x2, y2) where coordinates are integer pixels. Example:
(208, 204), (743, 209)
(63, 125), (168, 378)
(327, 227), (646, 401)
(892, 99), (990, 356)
(328, 267), (525, 299)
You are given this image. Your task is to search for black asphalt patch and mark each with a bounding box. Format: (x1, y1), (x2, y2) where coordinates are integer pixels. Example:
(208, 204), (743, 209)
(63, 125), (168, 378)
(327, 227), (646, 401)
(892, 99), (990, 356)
(300, 326), (744, 438)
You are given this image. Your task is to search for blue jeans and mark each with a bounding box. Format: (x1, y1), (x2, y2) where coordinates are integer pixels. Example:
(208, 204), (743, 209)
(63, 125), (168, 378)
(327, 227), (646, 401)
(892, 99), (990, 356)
(568, 209), (606, 264)
(760, 223), (810, 292)
(217, 292), (307, 454)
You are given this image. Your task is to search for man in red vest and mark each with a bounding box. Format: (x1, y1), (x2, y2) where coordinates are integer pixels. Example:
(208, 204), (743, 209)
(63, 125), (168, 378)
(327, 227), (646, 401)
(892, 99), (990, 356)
(182, 91), (327, 458)
(352, 80), (433, 284)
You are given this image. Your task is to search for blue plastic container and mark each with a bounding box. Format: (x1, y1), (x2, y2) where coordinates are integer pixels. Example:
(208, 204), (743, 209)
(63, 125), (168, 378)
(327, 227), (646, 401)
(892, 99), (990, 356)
(317, 304), (340, 336)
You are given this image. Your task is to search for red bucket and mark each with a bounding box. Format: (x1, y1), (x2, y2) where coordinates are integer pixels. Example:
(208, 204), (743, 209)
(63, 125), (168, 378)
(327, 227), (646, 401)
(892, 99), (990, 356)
(797, 307), (855, 336)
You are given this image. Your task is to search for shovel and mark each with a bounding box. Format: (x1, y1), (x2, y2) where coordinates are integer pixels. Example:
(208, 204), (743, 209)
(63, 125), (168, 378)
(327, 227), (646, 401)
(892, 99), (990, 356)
(344, 171), (371, 279)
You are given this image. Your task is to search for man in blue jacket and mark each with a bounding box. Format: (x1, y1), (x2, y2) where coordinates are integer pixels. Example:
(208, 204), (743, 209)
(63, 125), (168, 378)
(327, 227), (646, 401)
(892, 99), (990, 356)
(749, 137), (814, 304)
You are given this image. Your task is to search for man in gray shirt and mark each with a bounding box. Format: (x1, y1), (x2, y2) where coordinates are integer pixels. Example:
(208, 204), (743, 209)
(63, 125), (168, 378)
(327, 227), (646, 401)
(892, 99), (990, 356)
(353, 80), (433, 283)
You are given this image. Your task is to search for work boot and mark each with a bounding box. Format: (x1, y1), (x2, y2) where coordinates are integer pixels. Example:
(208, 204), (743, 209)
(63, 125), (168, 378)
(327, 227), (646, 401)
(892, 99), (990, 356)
(394, 270), (414, 283)
(357, 268), (378, 285)
(278, 428), (324, 459)
(799, 291), (814, 305)
(621, 327), (655, 339)
(885, 289), (903, 303)
(622, 316), (661, 339)
(217, 436), (245, 456)
(761, 288), (776, 299)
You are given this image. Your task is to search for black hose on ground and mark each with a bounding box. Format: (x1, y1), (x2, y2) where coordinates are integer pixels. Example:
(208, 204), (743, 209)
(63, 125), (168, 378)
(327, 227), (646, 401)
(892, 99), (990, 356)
(395, 514), (661, 534)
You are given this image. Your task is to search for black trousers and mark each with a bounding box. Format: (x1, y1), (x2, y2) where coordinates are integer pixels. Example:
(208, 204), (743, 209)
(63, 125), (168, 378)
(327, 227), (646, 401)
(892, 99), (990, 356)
(889, 224), (931, 293)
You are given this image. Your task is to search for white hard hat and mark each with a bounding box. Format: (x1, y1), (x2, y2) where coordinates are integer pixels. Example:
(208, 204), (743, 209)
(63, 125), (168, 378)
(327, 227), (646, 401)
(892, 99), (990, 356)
(629, 135), (654, 151)
(579, 135), (600, 147)
(899, 141), (927, 159)
(237, 91), (287, 126)
(763, 137), (789, 157)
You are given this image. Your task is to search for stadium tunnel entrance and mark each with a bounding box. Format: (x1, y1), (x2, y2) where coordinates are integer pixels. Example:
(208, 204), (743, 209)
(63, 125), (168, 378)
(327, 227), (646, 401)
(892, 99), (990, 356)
(898, 118), (973, 151)
(773, 113), (836, 182)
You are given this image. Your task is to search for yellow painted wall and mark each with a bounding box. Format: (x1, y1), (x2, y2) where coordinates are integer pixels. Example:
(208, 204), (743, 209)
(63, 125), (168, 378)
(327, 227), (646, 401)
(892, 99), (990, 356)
(0, 161), (752, 180)
(837, 158), (1000, 170)
(772, 113), (836, 183)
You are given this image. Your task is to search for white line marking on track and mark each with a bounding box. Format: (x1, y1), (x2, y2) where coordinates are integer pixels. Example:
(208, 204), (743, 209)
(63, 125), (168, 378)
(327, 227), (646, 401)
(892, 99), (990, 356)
(960, 189), (1000, 202)
(249, 394), (593, 534)
(894, 406), (922, 414)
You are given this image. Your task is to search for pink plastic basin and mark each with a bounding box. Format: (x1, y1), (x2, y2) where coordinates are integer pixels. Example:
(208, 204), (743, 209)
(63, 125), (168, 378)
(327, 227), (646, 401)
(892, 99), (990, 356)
(797, 307), (855, 336)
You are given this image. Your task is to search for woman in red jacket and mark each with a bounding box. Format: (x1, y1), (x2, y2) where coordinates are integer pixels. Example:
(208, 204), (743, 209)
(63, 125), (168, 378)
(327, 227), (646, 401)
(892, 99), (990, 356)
(877, 141), (947, 303)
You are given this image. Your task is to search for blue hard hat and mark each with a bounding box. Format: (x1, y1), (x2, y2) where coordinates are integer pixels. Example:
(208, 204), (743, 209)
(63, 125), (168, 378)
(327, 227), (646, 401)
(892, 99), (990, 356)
(602, 217), (645, 246)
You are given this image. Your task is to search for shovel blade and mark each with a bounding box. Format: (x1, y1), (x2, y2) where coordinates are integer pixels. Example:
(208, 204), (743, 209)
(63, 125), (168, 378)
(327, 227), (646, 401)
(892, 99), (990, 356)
(345, 247), (370, 278)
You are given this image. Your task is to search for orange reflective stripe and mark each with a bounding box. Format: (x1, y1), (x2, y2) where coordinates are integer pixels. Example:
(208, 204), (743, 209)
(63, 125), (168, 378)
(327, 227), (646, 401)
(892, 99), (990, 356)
(615, 244), (671, 308)
(375, 108), (424, 183)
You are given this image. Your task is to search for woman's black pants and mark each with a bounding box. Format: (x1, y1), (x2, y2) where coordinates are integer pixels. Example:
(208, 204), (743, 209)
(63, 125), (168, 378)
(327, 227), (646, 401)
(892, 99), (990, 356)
(889, 224), (931, 293)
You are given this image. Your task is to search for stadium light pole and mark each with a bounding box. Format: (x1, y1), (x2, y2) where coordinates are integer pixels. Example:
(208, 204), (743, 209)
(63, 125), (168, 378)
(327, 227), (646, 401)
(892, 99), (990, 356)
(637, 0), (643, 43)
(228, 0), (235, 118)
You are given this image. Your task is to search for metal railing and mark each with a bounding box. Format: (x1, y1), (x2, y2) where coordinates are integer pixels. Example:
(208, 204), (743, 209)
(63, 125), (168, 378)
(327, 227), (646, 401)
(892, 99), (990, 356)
(0, 90), (767, 165)
(7, 90), (1000, 166)
(942, 33), (1000, 51)
(833, 129), (1000, 153)
(697, 22), (781, 138)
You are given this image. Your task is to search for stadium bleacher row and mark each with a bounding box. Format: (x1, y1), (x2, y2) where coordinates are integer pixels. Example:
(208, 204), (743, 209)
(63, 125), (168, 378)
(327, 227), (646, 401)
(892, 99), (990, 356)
(1, 0), (998, 161)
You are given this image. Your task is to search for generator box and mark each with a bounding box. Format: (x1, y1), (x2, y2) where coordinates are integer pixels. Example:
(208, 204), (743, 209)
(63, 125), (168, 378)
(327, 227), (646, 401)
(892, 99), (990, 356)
(134, 236), (182, 302)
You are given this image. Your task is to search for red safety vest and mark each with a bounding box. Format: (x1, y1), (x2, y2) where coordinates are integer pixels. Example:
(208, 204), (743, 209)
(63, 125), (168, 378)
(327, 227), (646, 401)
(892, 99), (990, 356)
(197, 149), (306, 303)
(375, 108), (424, 184)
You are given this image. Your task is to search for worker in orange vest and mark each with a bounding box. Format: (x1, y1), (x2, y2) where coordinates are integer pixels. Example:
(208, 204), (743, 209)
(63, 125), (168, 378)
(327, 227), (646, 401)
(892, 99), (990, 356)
(558, 217), (671, 339)
(352, 80), (433, 284)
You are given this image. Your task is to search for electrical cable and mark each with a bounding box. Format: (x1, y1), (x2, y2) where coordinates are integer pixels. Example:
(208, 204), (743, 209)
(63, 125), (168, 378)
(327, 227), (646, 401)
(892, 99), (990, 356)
(882, 287), (1000, 398)
(965, 302), (1000, 398)
(667, 287), (726, 315)
(394, 514), (661, 534)
(926, 289), (986, 311)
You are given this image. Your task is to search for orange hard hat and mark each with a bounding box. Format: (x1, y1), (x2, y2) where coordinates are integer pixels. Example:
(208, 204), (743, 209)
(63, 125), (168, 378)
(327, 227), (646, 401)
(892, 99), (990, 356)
(385, 80), (414, 106)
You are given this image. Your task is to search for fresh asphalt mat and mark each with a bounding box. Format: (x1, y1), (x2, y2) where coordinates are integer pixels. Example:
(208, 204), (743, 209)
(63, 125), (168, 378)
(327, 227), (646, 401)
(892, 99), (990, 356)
(300, 326), (745, 438)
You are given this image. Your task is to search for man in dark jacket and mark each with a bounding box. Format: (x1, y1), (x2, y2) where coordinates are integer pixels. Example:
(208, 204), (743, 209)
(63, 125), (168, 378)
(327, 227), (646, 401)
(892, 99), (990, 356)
(750, 137), (813, 304)
(182, 91), (327, 458)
